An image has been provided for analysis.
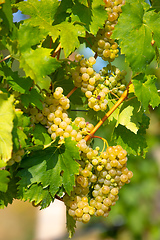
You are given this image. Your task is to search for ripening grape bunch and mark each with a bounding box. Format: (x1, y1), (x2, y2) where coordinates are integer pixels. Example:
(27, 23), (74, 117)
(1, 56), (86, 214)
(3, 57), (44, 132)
(101, 63), (127, 98)
(28, 87), (95, 144)
(71, 54), (101, 91)
(71, 54), (128, 112)
(64, 144), (133, 223)
(92, 0), (125, 62)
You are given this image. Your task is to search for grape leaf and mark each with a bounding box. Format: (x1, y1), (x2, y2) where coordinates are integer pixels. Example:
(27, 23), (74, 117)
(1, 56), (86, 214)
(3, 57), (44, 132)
(151, 0), (160, 11)
(21, 183), (53, 209)
(17, 23), (61, 88)
(17, 138), (80, 198)
(107, 100), (120, 122)
(76, 0), (88, 6)
(19, 47), (61, 89)
(16, 0), (60, 41)
(31, 124), (52, 147)
(58, 138), (80, 194)
(144, 10), (160, 49)
(18, 22), (49, 52)
(0, 93), (14, 162)
(12, 111), (31, 150)
(0, 170), (10, 192)
(0, 174), (18, 209)
(53, 0), (74, 25)
(72, 0), (107, 35)
(132, 75), (160, 110)
(112, 2), (157, 72)
(20, 88), (44, 110)
(0, 0), (13, 35)
(89, 0), (108, 35)
(72, 1), (91, 32)
(57, 22), (85, 57)
(113, 114), (150, 157)
(0, 63), (33, 94)
(116, 98), (143, 134)
(66, 211), (76, 238)
(116, 106), (139, 134)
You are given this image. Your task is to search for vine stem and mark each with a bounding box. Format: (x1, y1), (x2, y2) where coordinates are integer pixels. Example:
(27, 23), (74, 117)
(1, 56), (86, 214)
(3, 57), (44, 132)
(52, 43), (61, 58)
(67, 86), (78, 98)
(55, 194), (63, 202)
(0, 55), (11, 63)
(84, 80), (132, 142)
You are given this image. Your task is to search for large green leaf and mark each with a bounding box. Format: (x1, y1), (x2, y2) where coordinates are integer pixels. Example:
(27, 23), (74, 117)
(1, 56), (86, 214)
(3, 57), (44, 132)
(16, 0), (60, 41)
(113, 114), (150, 157)
(21, 183), (53, 209)
(72, 0), (107, 35)
(116, 106), (139, 134)
(0, 93), (14, 162)
(57, 22), (85, 57)
(31, 124), (52, 147)
(116, 98), (143, 134)
(0, 174), (18, 209)
(112, 2), (159, 72)
(76, 0), (88, 6)
(58, 138), (80, 194)
(144, 10), (160, 49)
(17, 138), (80, 198)
(20, 88), (44, 110)
(18, 23), (48, 52)
(0, 0), (13, 35)
(151, 0), (160, 11)
(132, 75), (160, 110)
(0, 63), (33, 94)
(66, 211), (76, 238)
(19, 48), (61, 89)
(89, 0), (108, 35)
(0, 170), (10, 192)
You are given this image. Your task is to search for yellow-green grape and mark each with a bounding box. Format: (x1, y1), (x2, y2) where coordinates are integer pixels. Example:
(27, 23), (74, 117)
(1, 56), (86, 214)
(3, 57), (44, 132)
(93, 0), (125, 61)
(102, 64), (127, 98)
(7, 148), (25, 166)
(72, 55), (101, 92)
(87, 81), (110, 112)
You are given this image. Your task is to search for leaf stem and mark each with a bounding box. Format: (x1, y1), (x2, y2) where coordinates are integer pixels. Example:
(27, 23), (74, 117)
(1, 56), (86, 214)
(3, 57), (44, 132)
(52, 43), (61, 58)
(0, 55), (11, 63)
(55, 194), (63, 202)
(84, 81), (132, 142)
(67, 86), (78, 98)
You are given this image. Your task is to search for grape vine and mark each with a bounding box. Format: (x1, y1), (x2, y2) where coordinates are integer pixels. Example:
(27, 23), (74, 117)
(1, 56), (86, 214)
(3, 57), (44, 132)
(0, 0), (160, 238)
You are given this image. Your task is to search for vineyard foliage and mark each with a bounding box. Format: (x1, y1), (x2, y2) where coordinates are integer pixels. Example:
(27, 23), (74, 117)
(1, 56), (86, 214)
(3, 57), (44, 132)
(0, 0), (160, 237)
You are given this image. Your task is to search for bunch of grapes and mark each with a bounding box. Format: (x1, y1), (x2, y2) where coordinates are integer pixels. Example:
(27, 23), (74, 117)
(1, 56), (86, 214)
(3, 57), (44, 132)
(71, 54), (101, 91)
(85, 64), (127, 111)
(28, 87), (95, 143)
(92, 0), (125, 62)
(7, 149), (25, 166)
(63, 144), (133, 223)
(86, 83), (109, 111)
(101, 63), (127, 98)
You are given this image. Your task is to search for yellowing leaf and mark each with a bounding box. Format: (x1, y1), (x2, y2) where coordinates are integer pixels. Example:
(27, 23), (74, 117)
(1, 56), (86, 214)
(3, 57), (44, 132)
(0, 93), (14, 162)
(116, 105), (139, 134)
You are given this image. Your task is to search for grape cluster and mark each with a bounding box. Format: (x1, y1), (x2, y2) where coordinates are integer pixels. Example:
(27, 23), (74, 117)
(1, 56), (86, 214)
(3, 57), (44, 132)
(85, 64), (127, 111)
(29, 87), (94, 143)
(63, 144), (133, 223)
(7, 149), (25, 166)
(92, 0), (125, 62)
(101, 64), (127, 97)
(86, 84), (109, 111)
(92, 26), (119, 62)
(71, 54), (101, 91)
